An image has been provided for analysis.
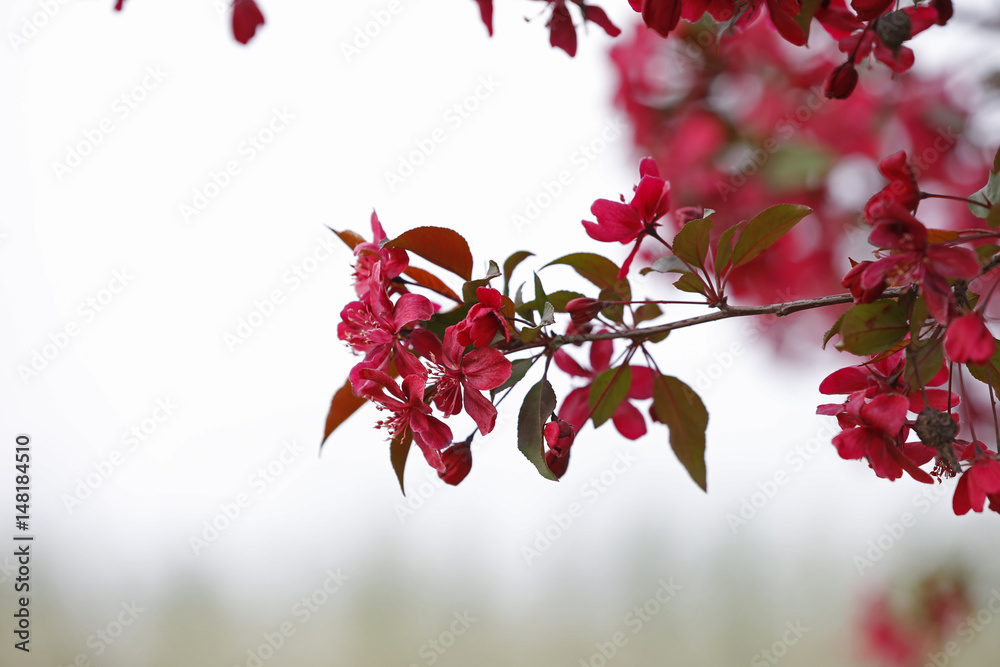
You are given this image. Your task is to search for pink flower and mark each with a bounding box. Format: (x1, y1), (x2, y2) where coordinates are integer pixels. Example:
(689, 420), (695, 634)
(953, 453), (1000, 515)
(414, 327), (512, 435)
(455, 287), (510, 348)
(351, 368), (453, 471)
(352, 212), (409, 301)
(582, 157), (670, 279)
(864, 152), (922, 223)
(830, 393), (933, 483)
(232, 0), (265, 45)
(824, 62), (859, 100)
(859, 205), (979, 323)
(544, 416), (577, 455)
(555, 339), (655, 439)
(338, 265), (432, 379)
(945, 312), (995, 365)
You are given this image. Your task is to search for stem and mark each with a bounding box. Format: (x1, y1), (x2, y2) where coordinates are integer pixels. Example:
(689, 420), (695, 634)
(511, 288), (905, 350)
(922, 192), (992, 209)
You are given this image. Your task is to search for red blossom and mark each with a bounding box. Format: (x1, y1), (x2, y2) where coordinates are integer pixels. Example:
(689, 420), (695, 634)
(945, 312), (995, 365)
(413, 327), (512, 435)
(350, 368), (454, 471)
(455, 287), (510, 348)
(338, 265), (432, 379)
(583, 157), (670, 279)
(351, 212), (409, 301)
(858, 206), (980, 324)
(864, 151), (921, 223)
(232, 0), (265, 45)
(544, 417), (577, 455)
(952, 453), (1000, 515)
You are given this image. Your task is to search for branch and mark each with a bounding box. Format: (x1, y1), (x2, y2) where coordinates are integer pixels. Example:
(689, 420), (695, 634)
(511, 287), (907, 350)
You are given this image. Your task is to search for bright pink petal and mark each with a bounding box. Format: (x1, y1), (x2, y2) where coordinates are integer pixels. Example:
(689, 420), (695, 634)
(945, 312), (995, 364)
(581, 3), (620, 36)
(473, 0), (494, 35)
(861, 394), (909, 436)
(462, 347), (512, 390)
(819, 367), (871, 394)
(392, 293), (434, 331)
(463, 384), (498, 435)
(927, 246), (980, 280)
(554, 349), (591, 378)
(548, 1), (578, 56)
(589, 338), (613, 373)
(612, 400), (647, 440)
(628, 366), (655, 400)
(833, 427), (876, 460)
(559, 386), (592, 430)
(232, 0), (265, 44)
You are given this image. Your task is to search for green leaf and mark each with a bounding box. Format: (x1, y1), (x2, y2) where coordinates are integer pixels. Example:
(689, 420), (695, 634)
(503, 251), (534, 296)
(492, 358), (534, 399)
(822, 311), (846, 350)
(386, 226), (474, 280)
(589, 365), (633, 428)
(903, 337), (944, 393)
(836, 300), (909, 355)
(794, 0), (823, 42)
(321, 378), (366, 447)
(547, 290), (585, 312)
(988, 204), (1000, 229)
(651, 374), (708, 492)
(641, 256), (691, 275)
(533, 272), (548, 313)
(714, 222), (742, 278)
(976, 244), (1000, 265)
(390, 428), (413, 495)
(730, 204), (812, 268)
(673, 273), (708, 296)
(461, 260), (502, 303)
(968, 171), (1000, 218)
(544, 253), (621, 290)
(671, 216), (713, 270)
(517, 379), (559, 481)
(538, 301), (556, 327)
(633, 303), (662, 325)
(968, 340), (1000, 394)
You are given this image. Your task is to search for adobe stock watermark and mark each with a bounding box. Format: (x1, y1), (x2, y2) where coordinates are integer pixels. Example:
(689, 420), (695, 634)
(521, 449), (638, 566)
(16, 268), (135, 385)
(510, 116), (628, 233)
(406, 610), (477, 667)
(8, 0), (91, 53)
(339, 0), (405, 62)
(188, 439), (306, 556)
(232, 568), (351, 667)
(924, 589), (1000, 667)
(750, 620), (809, 666)
(854, 480), (952, 575)
(395, 440), (483, 524)
(578, 578), (681, 667)
(51, 65), (168, 181)
(383, 75), (501, 192)
(223, 232), (340, 351)
(725, 419), (839, 535)
(56, 600), (145, 667)
(179, 106), (294, 223)
(61, 397), (178, 514)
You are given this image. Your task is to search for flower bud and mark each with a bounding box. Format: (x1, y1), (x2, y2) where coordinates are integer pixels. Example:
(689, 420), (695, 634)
(842, 260), (884, 303)
(437, 442), (473, 486)
(565, 297), (607, 326)
(544, 418), (576, 456)
(544, 448), (571, 479)
(825, 62), (859, 100)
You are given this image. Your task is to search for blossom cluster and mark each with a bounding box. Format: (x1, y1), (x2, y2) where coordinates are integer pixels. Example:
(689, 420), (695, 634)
(819, 150), (1000, 516)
